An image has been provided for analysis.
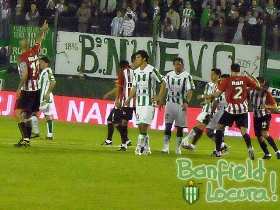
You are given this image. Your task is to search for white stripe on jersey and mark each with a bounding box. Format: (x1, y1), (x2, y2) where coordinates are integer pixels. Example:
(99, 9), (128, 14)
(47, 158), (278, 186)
(202, 82), (216, 113)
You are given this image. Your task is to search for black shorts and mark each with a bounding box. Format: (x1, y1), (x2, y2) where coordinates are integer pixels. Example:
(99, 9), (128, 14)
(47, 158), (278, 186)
(254, 114), (271, 137)
(219, 111), (248, 128)
(15, 90), (40, 115)
(107, 107), (135, 124)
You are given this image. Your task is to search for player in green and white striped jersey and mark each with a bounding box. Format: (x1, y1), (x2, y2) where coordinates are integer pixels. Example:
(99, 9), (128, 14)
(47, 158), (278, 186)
(125, 50), (166, 155)
(162, 57), (195, 155)
(181, 68), (220, 150)
(31, 57), (56, 140)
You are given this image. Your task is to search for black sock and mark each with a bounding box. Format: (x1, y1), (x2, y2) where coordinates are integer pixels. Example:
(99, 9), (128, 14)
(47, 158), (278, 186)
(26, 121), (32, 139)
(257, 137), (270, 155)
(116, 125), (126, 144)
(215, 129), (223, 151)
(107, 123), (114, 141)
(192, 127), (203, 145)
(122, 125), (128, 142)
(243, 133), (252, 148)
(18, 122), (29, 139)
(266, 136), (279, 152)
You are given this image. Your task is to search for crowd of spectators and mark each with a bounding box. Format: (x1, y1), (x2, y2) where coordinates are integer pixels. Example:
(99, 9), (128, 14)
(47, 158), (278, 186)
(1, 0), (280, 50)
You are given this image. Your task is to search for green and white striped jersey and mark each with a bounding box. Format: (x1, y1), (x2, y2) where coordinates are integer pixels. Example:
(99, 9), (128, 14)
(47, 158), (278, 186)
(39, 67), (56, 103)
(202, 82), (216, 113)
(132, 64), (163, 106)
(165, 70), (195, 105)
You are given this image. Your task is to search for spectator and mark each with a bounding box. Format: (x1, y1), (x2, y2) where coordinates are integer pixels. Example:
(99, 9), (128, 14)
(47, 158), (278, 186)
(120, 14), (135, 37)
(25, 3), (40, 26)
(56, 0), (67, 14)
(272, 25), (280, 51)
(100, 0), (116, 16)
(200, 4), (213, 32)
(251, 0), (264, 16)
(125, 6), (137, 22)
(232, 17), (246, 44)
(137, 0), (152, 21)
(266, 0), (278, 21)
(0, 1), (10, 40)
(166, 7), (180, 31)
(201, 19), (214, 42)
(153, 0), (160, 19)
(213, 17), (227, 42)
(180, 1), (195, 40)
(162, 17), (177, 39)
(76, 2), (91, 33)
(111, 10), (123, 36)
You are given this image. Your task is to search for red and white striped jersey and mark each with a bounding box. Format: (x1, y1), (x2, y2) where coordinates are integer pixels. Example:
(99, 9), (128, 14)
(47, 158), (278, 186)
(218, 75), (257, 114)
(117, 67), (135, 107)
(249, 89), (276, 118)
(18, 43), (41, 91)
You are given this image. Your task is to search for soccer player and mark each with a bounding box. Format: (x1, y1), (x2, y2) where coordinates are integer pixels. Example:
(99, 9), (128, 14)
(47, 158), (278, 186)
(161, 57), (195, 154)
(36, 56), (56, 140)
(15, 20), (49, 147)
(125, 50), (166, 155)
(102, 54), (136, 147)
(181, 68), (225, 151)
(207, 63), (259, 159)
(249, 77), (280, 159)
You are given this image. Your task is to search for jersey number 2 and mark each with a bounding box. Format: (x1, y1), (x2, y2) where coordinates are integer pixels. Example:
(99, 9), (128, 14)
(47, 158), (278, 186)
(233, 86), (242, 99)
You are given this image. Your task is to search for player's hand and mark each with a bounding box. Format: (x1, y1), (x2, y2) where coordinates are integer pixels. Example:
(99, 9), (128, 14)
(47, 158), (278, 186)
(182, 103), (188, 111)
(16, 89), (21, 98)
(41, 20), (49, 32)
(115, 99), (121, 109)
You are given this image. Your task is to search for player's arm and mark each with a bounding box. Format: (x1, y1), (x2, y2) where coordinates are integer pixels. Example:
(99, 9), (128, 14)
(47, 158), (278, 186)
(156, 81), (166, 105)
(16, 63), (28, 98)
(44, 75), (56, 102)
(124, 87), (136, 106)
(114, 70), (125, 108)
(36, 20), (49, 44)
(244, 72), (260, 89)
(265, 92), (277, 110)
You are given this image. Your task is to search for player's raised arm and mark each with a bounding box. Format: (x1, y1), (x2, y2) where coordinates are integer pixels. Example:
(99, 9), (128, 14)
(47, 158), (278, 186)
(36, 20), (49, 44)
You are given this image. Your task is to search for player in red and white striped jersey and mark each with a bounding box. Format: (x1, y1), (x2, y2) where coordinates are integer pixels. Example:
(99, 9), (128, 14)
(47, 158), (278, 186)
(15, 20), (49, 147)
(207, 63), (259, 159)
(249, 77), (280, 159)
(102, 54), (136, 151)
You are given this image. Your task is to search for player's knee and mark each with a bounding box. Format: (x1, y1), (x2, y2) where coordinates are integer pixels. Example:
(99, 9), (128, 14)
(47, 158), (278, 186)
(122, 120), (128, 127)
(261, 130), (269, 138)
(176, 127), (183, 137)
(164, 123), (172, 136)
(206, 129), (214, 139)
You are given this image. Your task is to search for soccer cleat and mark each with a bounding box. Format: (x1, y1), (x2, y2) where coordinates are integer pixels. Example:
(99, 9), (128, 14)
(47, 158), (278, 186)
(248, 147), (255, 160)
(143, 146), (152, 155)
(221, 143), (229, 154)
(118, 144), (127, 152)
(101, 139), (112, 146)
(215, 151), (222, 158)
(262, 154), (272, 160)
(181, 143), (195, 151)
(46, 137), (53, 140)
(161, 144), (169, 154)
(125, 140), (132, 146)
(175, 147), (182, 155)
(135, 145), (142, 155)
(276, 151), (280, 159)
(14, 139), (30, 147)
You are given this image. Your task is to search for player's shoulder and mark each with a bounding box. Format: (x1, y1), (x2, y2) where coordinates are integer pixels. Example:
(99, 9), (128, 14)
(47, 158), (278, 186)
(165, 71), (174, 77)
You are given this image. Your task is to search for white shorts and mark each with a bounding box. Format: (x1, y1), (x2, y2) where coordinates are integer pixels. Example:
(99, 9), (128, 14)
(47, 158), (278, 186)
(206, 110), (224, 130)
(135, 105), (155, 125)
(40, 101), (55, 116)
(165, 102), (186, 127)
(196, 112), (211, 124)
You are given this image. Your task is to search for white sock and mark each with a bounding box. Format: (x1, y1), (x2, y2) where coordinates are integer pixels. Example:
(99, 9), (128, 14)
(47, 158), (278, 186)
(46, 120), (53, 137)
(137, 134), (145, 147)
(221, 142), (225, 148)
(182, 129), (195, 145)
(144, 135), (150, 148)
(31, 116), (39, 134)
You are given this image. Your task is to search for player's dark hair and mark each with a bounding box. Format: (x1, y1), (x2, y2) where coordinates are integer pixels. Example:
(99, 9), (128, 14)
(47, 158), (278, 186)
(131, 53), (136, 63)
(231, 63), (240, 72)
(40, 56), (50, 64)
(221, 74), (230, 78)
(173, 57), (184, 65)
(135, 50), (149, 62)
(119, 60), (129, 69)
(211, 68), (221, 76)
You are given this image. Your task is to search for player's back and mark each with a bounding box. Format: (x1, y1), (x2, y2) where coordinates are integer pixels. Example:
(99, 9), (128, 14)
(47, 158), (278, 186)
(19, 43), (41, 92)
(219, 75), (257, 114)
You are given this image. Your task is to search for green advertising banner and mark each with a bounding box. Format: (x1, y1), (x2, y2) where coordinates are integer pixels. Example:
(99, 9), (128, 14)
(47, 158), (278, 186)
(9, 25), (54, 64)
(55, 31), (262, 81)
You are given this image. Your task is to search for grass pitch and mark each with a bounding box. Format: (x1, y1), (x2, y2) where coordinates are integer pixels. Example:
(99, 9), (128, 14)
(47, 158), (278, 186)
(0, 116), (279, 210)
